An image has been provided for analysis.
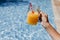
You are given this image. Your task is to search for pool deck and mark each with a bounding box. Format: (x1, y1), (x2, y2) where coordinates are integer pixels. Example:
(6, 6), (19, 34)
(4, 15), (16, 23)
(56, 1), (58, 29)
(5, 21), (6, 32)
(52, 0), (60, 33)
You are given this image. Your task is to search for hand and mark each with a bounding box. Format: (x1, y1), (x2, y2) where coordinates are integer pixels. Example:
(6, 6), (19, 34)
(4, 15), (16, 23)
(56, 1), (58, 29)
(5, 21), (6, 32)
(38, 10), (60, 40)
(38, 11), (49, 27)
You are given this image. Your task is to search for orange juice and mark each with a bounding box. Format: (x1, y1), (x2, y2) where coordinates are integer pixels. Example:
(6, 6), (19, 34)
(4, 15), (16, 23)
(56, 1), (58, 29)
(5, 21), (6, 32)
(27, 11), (39, 25)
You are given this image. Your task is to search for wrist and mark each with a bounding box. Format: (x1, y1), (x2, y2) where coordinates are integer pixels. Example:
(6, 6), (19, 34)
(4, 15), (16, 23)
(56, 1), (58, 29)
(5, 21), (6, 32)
(44, 22), (51, 28)
(41, 22), (50, 28)
(45, 22), (50, 27)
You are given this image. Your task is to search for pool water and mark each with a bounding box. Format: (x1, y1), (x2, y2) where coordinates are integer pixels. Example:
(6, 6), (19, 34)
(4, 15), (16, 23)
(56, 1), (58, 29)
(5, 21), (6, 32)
(0, 0), (56, 40)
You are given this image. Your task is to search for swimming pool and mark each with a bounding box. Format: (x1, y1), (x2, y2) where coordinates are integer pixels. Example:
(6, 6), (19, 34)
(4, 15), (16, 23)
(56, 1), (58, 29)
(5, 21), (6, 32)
(0, 0), (56, 40)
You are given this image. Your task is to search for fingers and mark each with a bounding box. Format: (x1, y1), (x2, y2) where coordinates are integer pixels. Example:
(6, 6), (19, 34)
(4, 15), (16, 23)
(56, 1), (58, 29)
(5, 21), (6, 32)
(38, 11), (49, 22)
(37, 8), (48, 17)
(38, 11), (48, 19)
(40, 11), (48, 17)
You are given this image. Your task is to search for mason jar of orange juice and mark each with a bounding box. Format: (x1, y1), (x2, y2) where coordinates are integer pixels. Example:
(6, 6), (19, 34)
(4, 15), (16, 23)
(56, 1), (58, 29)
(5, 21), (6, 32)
(27, 3), (40, 25)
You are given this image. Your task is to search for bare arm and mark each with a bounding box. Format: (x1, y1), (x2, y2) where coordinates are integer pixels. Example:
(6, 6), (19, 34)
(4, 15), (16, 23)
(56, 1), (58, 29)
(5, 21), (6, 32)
(43, 22), (60, 40)
(38, 11), (60, 40)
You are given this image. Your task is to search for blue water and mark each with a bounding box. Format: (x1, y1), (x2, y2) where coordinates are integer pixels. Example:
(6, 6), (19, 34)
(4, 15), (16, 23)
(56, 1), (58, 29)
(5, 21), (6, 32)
(0, 0), (56, 40)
